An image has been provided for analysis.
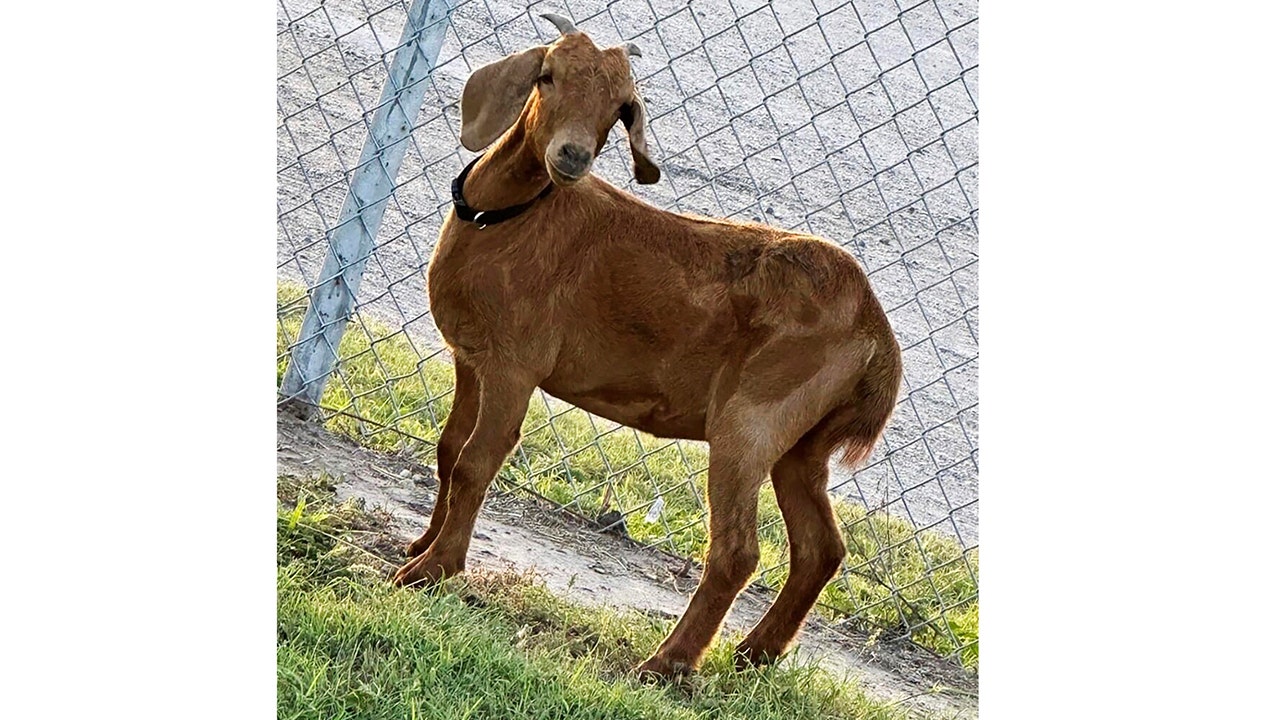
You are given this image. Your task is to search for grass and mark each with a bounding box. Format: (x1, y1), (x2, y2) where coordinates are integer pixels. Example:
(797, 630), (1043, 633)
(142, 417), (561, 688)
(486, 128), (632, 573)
(278, 282), (978, 669)
(277, 475), (924, 720)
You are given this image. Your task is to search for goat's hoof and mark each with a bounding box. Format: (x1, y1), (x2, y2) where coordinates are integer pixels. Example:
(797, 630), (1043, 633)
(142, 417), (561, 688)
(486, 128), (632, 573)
(392, 553), (462, 588)
(636, 655), (693, 682)
(733, 641), (782, 670)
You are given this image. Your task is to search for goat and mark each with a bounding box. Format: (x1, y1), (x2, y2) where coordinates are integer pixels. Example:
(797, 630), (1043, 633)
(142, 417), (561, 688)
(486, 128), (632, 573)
(393, 13), (903, 680)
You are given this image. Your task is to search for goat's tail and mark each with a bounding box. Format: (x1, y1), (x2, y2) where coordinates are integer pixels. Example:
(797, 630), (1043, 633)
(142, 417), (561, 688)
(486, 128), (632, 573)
(817, 341), (903, 468)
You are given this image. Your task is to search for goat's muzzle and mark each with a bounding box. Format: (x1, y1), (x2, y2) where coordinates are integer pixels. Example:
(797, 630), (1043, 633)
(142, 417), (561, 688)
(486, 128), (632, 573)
(547, 144), (593, 185)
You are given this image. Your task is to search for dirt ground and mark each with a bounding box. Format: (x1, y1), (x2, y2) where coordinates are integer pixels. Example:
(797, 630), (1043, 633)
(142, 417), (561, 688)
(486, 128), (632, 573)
(277, 411), (976, 719)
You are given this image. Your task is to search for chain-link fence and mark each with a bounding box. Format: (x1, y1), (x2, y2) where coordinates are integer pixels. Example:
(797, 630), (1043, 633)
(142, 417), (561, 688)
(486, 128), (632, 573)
(277, 0), (978, 668)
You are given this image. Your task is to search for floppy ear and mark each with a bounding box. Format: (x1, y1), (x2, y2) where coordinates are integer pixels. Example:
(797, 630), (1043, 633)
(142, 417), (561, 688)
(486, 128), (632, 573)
(460, 46), (547, 151)
(619, 94), (661, 184)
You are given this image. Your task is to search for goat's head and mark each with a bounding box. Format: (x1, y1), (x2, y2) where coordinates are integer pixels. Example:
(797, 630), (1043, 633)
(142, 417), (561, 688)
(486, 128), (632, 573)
(459, 13), (660, 186)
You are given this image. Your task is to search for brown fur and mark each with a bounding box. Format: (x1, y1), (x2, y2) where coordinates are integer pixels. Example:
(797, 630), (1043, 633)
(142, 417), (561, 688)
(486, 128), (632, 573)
(392, 27), (903, 680)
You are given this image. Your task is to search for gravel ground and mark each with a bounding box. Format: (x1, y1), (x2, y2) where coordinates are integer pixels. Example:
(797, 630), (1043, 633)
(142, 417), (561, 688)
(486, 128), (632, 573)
(277, 0), (978, 546)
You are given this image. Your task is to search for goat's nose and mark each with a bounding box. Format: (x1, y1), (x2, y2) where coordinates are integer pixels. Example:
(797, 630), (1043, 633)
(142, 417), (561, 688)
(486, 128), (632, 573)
(555, 145), (592, 176)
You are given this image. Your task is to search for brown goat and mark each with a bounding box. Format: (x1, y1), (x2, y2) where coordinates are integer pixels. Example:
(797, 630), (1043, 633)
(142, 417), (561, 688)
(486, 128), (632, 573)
(393, 14), (903, 680)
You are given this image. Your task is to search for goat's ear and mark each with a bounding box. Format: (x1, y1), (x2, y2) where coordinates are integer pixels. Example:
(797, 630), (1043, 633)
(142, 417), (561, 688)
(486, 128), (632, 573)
(460, 46), (547, 151)
(619, 94), (661, 184)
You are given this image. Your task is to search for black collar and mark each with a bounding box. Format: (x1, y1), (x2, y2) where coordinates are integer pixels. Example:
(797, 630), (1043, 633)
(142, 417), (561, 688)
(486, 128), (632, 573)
(451, 155), (554, 229)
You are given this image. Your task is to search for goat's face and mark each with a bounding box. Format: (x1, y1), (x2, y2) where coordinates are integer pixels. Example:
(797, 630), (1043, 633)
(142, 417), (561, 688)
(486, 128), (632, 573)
(459, 17), (660, 186)
(531, 36), (640, 185)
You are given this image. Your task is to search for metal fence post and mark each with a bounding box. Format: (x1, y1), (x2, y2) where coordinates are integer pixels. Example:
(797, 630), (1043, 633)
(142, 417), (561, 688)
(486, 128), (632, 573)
(279, 0), (455, 412)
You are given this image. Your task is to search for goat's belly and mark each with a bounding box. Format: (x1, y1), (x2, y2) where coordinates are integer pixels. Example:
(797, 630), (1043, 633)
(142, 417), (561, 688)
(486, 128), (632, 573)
(538, 382), (708, 441)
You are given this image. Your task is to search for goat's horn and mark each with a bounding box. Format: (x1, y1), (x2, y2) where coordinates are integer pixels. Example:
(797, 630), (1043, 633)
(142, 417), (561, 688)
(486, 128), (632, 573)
(621, 42), (642, 58)
(540, 12), (579, 36)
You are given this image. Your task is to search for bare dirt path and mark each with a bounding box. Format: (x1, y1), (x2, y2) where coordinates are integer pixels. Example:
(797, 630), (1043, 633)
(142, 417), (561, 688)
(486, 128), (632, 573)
(277, 411), (977, 719)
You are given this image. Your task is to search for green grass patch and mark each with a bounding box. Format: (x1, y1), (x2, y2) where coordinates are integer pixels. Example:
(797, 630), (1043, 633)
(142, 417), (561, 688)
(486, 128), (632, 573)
(278, 282), (978, 668)
(277, 476), (921, 720)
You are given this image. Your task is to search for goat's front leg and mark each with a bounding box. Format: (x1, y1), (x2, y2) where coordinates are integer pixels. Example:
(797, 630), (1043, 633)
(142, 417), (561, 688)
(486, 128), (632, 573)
(638, 444), (769, 679)
(393, 369), (534, 587)
(406, 360), (479, 558)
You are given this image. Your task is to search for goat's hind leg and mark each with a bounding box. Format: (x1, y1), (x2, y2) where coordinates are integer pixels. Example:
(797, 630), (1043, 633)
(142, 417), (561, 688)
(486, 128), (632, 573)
(637, 439), (769, 679)
(394, 367), (534, 587)
(735, 435), (845, 667)
(406, 360), (479, 558)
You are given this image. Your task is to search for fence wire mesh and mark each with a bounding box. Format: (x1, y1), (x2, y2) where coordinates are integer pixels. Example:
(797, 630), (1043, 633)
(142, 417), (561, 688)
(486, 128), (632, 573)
(277, 0), (978, 667)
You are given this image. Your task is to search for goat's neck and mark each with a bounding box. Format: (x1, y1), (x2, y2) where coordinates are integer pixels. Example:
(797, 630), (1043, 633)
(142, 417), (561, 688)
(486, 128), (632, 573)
(462, 129), (550, 210)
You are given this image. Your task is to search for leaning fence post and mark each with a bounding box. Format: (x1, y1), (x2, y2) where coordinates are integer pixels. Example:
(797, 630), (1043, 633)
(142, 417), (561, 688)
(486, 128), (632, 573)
(280, 0), (456, 414)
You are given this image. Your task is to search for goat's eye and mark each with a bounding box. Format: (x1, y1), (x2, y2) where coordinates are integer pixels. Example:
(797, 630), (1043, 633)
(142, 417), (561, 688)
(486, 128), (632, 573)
(538, 73), (553, 86)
